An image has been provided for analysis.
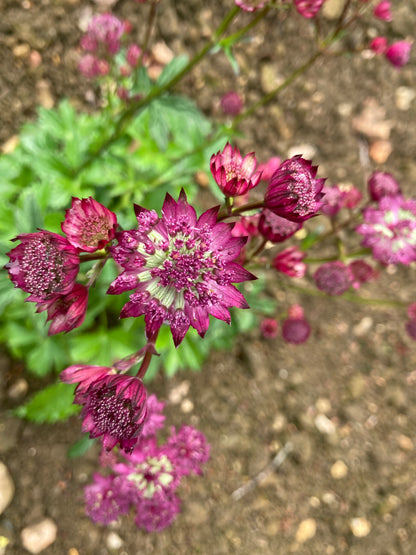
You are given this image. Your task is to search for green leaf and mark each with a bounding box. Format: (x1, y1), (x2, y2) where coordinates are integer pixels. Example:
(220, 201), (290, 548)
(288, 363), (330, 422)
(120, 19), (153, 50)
(67, 436), (95, 459)
(15, 382), (80, 423)
(156, 55), (189, 87)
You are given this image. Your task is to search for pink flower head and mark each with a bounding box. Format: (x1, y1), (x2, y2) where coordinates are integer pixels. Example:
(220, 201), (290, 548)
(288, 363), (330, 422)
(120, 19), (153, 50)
(341, 185), (362, 209)
(85, 473), (131, 525)
(407, 303), (416, 320)
(72, 374), (148, 452)
(264, 155), (325, 223)
(134, 491), (181, 532)
(314, 261), (353, 295)
(257, 157), (282, 183)
(35, 283), (88, 335)
(348, 260), (375, 289)
(321, 185), (344, 217)
(294, 0), (325, 18)
(273, 246), (306, 278)
(258, 209), (302, 243)
(282, 305), (311, 344)
(234, 0), (268, 12)
(385, 41), (412, 68)
(210, 143), (262, 197)
(356, 195), (416, 265)
(260, 317), (279, 339)
(167, 425), (210, 477)
(141, 394), (166, 437)
(373, 1), (392, 22)
(108, 190), (256, 346)
(370, 36), (388, 55)
(220, 92), (243, 116)
(80, 13), (125, 55)
(126, 44), (142, 68)
(61, 364), (117, 393)
(368, 171), (401, 202)
(62, 197), (118, 253)
(5, 231), (79, 303)
(78, 54), (110, 78)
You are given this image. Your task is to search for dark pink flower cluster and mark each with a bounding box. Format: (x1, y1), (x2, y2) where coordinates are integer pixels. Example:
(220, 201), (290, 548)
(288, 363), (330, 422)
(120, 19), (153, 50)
(83, 394), (210, 532)
(5, 197), (117, 335)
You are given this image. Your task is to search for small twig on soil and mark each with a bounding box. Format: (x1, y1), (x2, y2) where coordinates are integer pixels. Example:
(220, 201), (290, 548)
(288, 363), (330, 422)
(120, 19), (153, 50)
(231, 441), (293, 502)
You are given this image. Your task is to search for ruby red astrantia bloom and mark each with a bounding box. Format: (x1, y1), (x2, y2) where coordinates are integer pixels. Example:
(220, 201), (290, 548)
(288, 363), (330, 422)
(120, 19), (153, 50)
(314, 261), (353, 295)
(62, 197), (118, 253)
(258, 209), (302, 243)
(210, 143), (262, 197)
(35, 283), (88, 335)
(108, 190), (256, 346)
(367, 171), (401, 202)
(294, 0), (325, 19)
(264, 155), (325, 223)
(63, 371), (148, 453)
(273, 246), (306, 278)
(385, 41), (412, 68)
(5, 231), (79, 302)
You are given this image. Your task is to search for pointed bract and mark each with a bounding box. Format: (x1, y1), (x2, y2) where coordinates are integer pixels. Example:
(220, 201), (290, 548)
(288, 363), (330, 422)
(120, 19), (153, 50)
(210, 143), (262, 197)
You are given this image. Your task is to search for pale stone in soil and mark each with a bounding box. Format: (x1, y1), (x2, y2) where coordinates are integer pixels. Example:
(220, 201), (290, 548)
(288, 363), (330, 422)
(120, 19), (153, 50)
(0, 462), (14, 515)
(350, 517), (371, 538)
(20, 518), (57, 554)
(330, 460), (348, 479)
(295, 518), (317, 543)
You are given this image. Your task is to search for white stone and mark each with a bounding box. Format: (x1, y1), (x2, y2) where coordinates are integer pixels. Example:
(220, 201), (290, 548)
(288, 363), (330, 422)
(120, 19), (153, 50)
(295, 518), (317, 543)
(330, 460), (348, 479)
(0, 462), (14, 515)
(106, 531), (123, 550)
(21, 518), (58, 554)
(350, 517), (371, 538)
(395, 87), (416, 111)
(314, 414), (336, 435)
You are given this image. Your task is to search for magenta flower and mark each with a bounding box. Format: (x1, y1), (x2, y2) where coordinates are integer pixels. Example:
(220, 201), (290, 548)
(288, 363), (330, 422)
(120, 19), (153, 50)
(210, 143), (262, 197)
(63, 372), (148, 453)
(84, 473), (131, 525)
(260, 317), (279, 339)
(134, 491), (181, 532)
(320, 185), (344, 217)
(126, 44), (142, 67)
(80, 13), (125, 55)
(235, 0), (268, 12)
(167, 425), (210, 477)
(78, 54), (109, 78)
(368, 171), (401, 201)
(373, 1), (392, 22)
(341, 185), (362, 209)
(348, 260), (375, 289)
(273, 246), (306, 278)
(407, 303), (416, 320)
(141, 394), (166, 438)
(264, 155), (325, 223)
(356, 195), (416, 265)
(294, 0), (325, 19)
(61, 364), (116, 393)
(220, 92), (243, 116)
(62, 197), (118, 253)
(257, 157), (282, 182)
(313, 261), (353, 295)
(370, 36), (388, 55)
(282, 305), (311, 344)
(108, 190), (255, 346)
(385, 41), (412, 68)
(5, 231), (79, 302)
(35, 283), (88, 335)
(258, 209), (302, 243)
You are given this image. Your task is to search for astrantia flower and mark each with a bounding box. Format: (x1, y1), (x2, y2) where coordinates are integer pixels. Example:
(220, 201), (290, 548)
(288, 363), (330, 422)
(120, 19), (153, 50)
(320, 185), (344, 217)
(273, 246), (306, 278)
(135, 491), (181, 532)
(35, 283), (88, 335)
(294, 0), (325, 19)
(167, 425), (210, 477)
(257, 157), (282, 182)
(385, 41), (412, 68)
(348, 260), (375, 289)
(108, 190), (255, 346)
(220, 91), (243, 116)
(61, 364), (116, 393)
(78, 54), (110, 78)
(210, 143), (262, 197)
(260, 317), (279, 339)
(5, 231), (79, 302)
(258, 209), (302, 243)
(313, 261), (353, 295)
(67, 373), (148, 453)
(264, 155), (325, 223)
(84, 473), (131, 525)
(373, 1), (392, 22)
(80, 13), (125, 55)
(62, 197), (118, 253)
(341, 185), (362, 209)
(235, 0), (268, 12)
(141, 394), (166, 438)
(356, 195), (416, 265)
(282, 305), (310, 344)
(368, 171), (401, 202)
(370, 36), (388, 55)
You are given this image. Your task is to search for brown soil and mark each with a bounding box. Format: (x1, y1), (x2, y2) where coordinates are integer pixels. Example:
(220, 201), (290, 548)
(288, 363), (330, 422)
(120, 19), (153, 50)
(1, 1), (416, 554)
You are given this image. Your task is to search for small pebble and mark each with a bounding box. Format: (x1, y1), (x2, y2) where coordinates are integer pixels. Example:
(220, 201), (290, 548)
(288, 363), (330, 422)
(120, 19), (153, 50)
(330, 460), (348, 479)
(397, 434), (413, 451)
(395, 87), (415, 111)
(315, 414), (336, 435)
(21, 518), (57, 554)
(353, 316), (373, 337)
(0, 462), (14, 516)
(350, 517), (371, 538)
(295, 518), (316, 543)
(106, 531), (123, 550)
